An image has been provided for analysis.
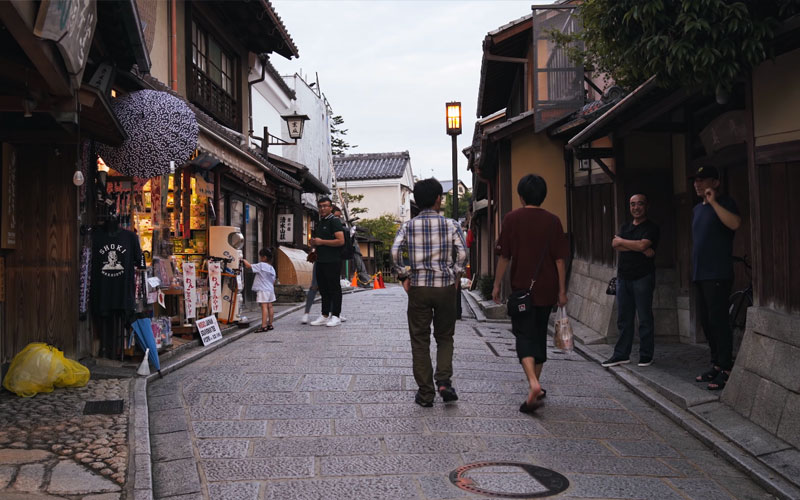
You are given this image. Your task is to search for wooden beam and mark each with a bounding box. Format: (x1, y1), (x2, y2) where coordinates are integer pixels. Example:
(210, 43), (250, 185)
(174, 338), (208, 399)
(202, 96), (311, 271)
(574, 148), (614, 160)
(0, 129), (79, 143)
(594, 158), (616, 180)
(0, 1), (72, 97)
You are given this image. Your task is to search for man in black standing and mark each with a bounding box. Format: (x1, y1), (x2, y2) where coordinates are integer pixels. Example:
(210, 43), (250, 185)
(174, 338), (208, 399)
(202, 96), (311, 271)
(690, 166), (741, 390)
(309, 197), (345, 327)
(602, 194), (659, 368)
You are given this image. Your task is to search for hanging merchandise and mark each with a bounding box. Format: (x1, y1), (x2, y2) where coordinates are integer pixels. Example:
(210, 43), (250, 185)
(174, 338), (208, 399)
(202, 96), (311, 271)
(91, 221), (142, 315)
(79, 235), (92, 320)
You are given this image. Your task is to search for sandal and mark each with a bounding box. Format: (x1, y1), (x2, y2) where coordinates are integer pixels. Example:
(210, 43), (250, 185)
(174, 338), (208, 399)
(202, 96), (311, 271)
(708, 371), (729, 391)
(266, 325), (274, 331)
(255, 326), (268, 333)
(537, 389), (547, 400)
(696, 367), (721, 383)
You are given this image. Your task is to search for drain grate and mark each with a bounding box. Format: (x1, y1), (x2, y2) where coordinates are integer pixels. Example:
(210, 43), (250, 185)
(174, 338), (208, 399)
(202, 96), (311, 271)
(450, 461), (569, 498)
(83, 400), (124, 415)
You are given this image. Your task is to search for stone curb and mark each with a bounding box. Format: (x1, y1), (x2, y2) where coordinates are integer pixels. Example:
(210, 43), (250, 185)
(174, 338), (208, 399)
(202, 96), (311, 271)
(129, 288), (368, 499)
(460, 295), (799, 500)
(461, 289), (511, 323)
(571, 338), (800, 500)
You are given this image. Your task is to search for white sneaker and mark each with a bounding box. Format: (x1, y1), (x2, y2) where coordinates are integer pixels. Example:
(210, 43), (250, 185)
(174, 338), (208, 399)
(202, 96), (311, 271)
(301, 313), (309, 324)
(309, 315), (328, 326)
(326, 316), (341, 327)
(340, 315), (347, 322)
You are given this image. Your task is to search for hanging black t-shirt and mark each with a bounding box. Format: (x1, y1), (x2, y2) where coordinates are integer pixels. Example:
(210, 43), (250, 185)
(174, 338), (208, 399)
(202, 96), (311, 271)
(92, 228), (142, 314)
(617, 220), (660, 280)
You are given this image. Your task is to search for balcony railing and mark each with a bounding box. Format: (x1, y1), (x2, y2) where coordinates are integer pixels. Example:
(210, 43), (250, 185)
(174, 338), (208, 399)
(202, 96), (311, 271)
(188, 66), (238, 130)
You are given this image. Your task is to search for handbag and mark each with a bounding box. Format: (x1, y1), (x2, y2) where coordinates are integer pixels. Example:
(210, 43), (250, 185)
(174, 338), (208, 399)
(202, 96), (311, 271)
(506, 218), (554, 318)
(606, 277), (617, 295)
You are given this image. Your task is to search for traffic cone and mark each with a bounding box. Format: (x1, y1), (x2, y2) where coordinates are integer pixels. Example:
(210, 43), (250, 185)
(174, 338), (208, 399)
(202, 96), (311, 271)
(377, 272), (385, 289)
(351, 271), (358, 287)
(137, 348), (151, 376)
(372, 274), (379, 289)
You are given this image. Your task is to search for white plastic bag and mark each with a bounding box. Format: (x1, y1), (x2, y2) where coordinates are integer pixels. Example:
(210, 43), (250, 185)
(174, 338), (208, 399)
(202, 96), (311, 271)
(554, 306), (574, 352)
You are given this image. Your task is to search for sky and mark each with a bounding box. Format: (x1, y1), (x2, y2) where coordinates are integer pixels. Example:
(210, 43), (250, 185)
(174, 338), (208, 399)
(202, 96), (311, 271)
(270, 0), (550, 189)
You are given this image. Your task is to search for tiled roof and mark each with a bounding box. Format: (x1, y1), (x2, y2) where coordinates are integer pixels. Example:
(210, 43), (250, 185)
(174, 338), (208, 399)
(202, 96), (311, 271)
(333, 151), (411, 181)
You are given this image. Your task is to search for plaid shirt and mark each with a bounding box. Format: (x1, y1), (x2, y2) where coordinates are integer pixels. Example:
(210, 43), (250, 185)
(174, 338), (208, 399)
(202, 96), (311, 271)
(391, 209), (468, 287)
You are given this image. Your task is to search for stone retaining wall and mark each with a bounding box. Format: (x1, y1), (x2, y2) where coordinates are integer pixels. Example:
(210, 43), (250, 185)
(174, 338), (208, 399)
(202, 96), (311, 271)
(722, 307), (800, 449)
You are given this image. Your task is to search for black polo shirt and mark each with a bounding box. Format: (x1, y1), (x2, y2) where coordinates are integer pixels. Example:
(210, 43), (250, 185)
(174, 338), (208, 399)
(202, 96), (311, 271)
(314, 214), (344, 263)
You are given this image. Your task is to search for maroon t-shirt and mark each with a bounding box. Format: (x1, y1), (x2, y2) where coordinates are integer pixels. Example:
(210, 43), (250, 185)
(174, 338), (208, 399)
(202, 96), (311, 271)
(495, 207), (568, 306)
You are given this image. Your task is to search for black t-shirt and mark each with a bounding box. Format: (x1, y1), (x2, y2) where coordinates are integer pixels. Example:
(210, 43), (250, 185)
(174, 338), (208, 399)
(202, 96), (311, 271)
(692, 195), (739, 281)
(92, 228), (142, 314)
(617, 220), (660, 280)
(314, 215), (344, 263)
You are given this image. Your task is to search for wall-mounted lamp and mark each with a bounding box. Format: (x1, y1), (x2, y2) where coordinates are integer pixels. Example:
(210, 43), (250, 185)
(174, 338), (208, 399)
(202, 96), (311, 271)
(22, 97), (36, 118)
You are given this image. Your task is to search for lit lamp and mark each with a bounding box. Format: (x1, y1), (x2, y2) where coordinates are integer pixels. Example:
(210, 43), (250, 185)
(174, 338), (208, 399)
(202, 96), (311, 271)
(445, 102), (462, 220)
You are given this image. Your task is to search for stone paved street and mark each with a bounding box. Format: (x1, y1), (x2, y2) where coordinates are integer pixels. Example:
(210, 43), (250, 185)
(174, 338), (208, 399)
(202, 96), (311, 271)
(147, 286), (774, 499)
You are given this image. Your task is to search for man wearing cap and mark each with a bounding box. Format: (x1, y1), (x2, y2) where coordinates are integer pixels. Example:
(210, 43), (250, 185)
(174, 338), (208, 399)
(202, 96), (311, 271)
(690, 166), (741, 391)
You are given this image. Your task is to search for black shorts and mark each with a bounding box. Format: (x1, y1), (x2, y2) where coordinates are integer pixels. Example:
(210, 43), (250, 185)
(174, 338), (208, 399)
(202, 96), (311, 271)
(510, 305), (553, 364)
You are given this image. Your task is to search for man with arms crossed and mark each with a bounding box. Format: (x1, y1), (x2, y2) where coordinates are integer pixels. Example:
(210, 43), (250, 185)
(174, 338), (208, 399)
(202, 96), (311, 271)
(602, 194), (659, 368)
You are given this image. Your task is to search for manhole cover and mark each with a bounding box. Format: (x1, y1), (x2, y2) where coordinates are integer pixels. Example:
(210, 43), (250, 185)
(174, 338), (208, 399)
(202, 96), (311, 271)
(83, 400), (124, 415)
(450, 461), (569, 498)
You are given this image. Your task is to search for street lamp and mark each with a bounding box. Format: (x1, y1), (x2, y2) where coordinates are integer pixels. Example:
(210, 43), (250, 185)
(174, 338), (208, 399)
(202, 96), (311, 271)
(259, 112), (311, 154)
(445, 101), (462, 220)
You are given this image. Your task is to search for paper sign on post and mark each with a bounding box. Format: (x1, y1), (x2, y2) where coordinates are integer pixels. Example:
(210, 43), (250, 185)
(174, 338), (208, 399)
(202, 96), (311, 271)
(183, 262), (197, 319)
(208, 261), (222, 314)
(196, 315), (223, 346)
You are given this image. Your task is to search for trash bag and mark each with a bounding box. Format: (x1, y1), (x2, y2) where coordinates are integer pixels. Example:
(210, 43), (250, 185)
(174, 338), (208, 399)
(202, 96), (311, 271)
(2, 343), (90, 397)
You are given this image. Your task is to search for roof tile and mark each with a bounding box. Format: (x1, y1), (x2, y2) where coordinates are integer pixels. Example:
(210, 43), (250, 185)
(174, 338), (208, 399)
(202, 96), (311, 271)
(333, 151), (411, 181)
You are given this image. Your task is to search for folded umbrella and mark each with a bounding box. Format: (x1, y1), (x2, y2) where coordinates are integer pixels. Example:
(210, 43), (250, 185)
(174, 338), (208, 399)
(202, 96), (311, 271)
(130, 318), (160, 372)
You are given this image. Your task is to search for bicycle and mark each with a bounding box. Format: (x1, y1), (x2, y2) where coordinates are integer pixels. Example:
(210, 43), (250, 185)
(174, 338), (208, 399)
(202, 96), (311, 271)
(729, 255), (753, 355)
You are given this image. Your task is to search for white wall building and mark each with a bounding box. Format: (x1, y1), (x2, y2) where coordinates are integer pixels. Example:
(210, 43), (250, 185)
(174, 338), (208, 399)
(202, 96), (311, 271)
(333, 152), (415, 222)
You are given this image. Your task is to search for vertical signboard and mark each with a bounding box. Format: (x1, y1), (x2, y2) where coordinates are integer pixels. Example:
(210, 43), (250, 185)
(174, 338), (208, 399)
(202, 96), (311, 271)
(278, 214), (293, 243)
(208, 261), (222, 314)
(1, 143), (17, 249)
(183, 262), (197, 319)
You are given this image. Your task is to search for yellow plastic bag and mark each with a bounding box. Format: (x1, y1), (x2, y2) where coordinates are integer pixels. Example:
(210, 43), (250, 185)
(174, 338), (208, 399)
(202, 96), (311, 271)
(2, 343), (90, 397)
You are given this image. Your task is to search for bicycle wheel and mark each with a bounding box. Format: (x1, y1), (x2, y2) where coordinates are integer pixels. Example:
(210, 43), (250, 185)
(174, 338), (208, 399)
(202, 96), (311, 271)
(728, 290), (753, 331)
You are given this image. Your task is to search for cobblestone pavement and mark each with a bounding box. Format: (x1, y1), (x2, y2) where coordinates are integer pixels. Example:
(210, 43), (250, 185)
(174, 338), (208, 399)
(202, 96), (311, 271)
(148, 286), (774, 500)
(0, 378), (128, 498)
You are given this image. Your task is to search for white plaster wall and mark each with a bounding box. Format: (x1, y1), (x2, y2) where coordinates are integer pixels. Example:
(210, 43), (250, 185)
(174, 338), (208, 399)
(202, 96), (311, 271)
(340, 183), (403, 221)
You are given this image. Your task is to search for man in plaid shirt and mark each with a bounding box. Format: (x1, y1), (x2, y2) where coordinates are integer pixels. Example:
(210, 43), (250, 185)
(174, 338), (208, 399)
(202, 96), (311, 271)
(391, 178), (468, 407)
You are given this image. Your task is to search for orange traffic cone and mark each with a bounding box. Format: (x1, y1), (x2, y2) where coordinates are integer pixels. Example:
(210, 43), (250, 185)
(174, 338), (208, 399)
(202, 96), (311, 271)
(372, 274), (379, 289)
(377, 272), (385, 289)
(351, 271), (358, 287)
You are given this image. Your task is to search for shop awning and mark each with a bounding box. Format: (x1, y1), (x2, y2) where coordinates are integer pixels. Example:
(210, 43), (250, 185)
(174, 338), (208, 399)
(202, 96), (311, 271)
(96, 89), (198, 178)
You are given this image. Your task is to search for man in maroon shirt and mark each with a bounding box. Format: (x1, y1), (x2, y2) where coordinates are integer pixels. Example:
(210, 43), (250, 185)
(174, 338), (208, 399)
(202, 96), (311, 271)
(492, 174), (569, 413)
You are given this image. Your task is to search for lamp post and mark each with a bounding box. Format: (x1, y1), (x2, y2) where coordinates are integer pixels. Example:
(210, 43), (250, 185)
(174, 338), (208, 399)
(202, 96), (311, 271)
(446, 101), (463, 320)
(445, 102), (462, 220)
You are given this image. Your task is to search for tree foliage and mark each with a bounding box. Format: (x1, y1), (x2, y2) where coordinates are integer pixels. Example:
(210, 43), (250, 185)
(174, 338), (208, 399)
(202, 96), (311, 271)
(330, 115), (358, 155)
(332, 190), (368, 220)
(553, 0), (800, 94)
(441, 190), (471, 220)
(357, 214), (400, 254)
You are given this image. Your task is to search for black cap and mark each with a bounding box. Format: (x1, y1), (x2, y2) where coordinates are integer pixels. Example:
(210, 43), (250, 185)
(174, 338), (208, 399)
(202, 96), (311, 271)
(689, 165), (719, 180)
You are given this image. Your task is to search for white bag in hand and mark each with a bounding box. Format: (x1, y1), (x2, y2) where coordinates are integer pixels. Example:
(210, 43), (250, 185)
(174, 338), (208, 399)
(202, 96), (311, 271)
(554, 306), (574, 352)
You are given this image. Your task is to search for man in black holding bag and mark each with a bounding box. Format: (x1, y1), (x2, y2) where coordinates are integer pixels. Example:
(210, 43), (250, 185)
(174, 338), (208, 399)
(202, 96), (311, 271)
(492, 174), (568, 413)
(601, 194), (659, 368)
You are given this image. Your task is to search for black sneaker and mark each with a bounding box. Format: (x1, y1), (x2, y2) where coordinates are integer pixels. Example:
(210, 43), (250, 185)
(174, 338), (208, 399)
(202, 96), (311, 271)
(414, 391), (433, 408)
(601, 356), (630, 367)
(637, 357), (653, 367)
(437, 383), (458, 403)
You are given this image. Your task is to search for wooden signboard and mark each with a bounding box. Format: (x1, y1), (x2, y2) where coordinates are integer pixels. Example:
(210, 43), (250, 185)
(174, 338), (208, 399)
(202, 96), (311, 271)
(34, 0), (97, 85)
(1, 143), (17, 249)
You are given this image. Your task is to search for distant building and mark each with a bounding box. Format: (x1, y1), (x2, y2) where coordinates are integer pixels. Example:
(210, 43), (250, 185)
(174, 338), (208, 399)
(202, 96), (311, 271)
(440, 180), (469, 198)
(333, 151), (414, 222)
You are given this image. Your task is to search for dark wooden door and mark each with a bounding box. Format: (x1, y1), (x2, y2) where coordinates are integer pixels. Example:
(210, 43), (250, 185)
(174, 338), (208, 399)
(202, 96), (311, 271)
(3, 145), (79, 362)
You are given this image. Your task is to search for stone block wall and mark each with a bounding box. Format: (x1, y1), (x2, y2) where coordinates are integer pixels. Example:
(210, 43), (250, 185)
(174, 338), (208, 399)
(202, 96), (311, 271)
(567, 258), (680, 344)
(722, 307), (800, 448)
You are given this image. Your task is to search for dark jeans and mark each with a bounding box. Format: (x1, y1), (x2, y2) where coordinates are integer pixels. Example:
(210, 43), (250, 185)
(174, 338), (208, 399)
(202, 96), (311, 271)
(315, 261), (342, 317)
(696, 279), (733, 370)
(510, 305), (553, 364)
(407, 285), (457, 402)
(613, 273), (655, 360)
